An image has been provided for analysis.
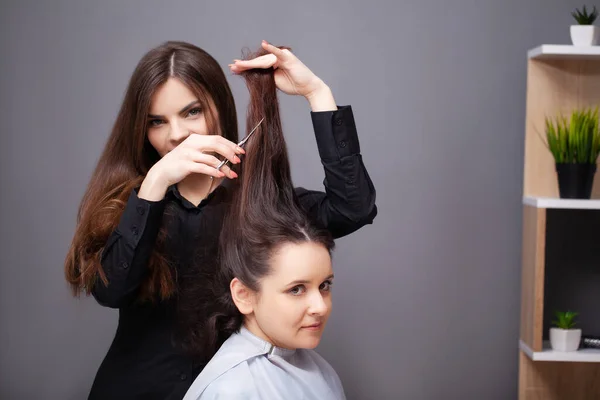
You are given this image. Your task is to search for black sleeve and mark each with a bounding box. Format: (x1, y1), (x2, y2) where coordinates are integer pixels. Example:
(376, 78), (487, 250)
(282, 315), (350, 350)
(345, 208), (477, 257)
(296, 105), (377, 239)
(91, 188), (166, 308)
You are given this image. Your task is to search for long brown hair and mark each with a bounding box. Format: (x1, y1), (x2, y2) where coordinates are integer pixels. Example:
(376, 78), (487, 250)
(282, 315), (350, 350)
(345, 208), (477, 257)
(178, 45), (334, 358)
(64, 41), (238, 301)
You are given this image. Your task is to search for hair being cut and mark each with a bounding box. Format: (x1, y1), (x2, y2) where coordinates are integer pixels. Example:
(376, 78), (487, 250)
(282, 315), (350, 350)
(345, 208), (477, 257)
(178, 45), (334, 358)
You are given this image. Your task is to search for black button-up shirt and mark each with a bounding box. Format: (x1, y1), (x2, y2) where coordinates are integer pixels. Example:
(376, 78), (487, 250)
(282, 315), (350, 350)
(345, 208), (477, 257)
(87, 105), (377, 400)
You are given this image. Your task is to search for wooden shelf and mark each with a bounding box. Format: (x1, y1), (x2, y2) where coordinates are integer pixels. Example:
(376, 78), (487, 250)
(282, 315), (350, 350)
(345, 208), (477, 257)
(528, 44), (600, 60)
(520, 43), (600, 399)
(523, 196), (600, 210)
(520, 340), (600, 363)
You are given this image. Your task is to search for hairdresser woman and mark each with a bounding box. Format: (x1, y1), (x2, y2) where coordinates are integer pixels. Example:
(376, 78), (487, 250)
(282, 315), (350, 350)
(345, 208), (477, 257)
(64, 40), (377, 400)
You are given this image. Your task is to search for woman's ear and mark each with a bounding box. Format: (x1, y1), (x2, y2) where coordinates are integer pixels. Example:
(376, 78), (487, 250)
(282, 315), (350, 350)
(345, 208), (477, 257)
(230, 278), (255, 315)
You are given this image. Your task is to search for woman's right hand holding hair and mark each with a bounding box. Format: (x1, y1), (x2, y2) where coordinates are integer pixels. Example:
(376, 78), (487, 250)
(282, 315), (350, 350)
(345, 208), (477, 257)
(138, 134), (244, 201)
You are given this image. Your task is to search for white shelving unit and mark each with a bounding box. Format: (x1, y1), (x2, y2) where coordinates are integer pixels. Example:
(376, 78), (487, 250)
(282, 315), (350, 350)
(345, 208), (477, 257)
(528, 44), (600, 60)
(519, 43), (600, 399)
(523, 196), (600, 210)
(520, 340), (600, 363)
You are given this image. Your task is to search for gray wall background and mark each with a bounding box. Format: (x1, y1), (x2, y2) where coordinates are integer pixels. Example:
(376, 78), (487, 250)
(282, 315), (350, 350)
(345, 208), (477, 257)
(0, 0), (585, 399)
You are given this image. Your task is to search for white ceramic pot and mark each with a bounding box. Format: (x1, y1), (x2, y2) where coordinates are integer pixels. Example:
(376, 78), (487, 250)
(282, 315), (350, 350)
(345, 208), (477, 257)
(550, 327), (582, 352)
(570, 25), (599, 46)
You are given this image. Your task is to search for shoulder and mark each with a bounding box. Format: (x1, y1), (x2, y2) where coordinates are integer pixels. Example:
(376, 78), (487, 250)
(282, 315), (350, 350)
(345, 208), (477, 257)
(293, 186), (307, 194)
(186, 332), (268, 399)
(201, 361), (259, 399)
(293, 186), (324, 204)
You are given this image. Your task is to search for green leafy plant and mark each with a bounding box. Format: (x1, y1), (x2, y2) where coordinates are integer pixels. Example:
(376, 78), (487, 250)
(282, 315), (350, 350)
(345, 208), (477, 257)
(552, 311), (579, 329)
(545, 107), (600, 164)
(572, 5), (598, 24)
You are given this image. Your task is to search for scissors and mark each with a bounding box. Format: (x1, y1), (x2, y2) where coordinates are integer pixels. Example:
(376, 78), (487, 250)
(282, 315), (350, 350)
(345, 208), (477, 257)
(216, 117), (264, 171)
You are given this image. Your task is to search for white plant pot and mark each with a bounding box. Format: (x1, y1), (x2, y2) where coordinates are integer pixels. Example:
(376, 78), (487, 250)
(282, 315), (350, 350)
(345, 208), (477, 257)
(550, 327), (582, 352)
(570, 25), (599, 46)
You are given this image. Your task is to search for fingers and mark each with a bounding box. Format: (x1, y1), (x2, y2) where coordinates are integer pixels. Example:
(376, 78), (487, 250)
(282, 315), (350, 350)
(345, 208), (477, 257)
(188, 137), (242, 179)
(218, 163), (238, 179)
(190, 152), (222, 168)
(229, 54), (277, 73)
(186, 161), (226, 179)
(228, 41), (293, 74)
(209, 137), (244, 164)
(187, 135), (244, 164)
(212, 135), (245, 155)
(261, 40), (293, 62)
(191, 152), (239, 179)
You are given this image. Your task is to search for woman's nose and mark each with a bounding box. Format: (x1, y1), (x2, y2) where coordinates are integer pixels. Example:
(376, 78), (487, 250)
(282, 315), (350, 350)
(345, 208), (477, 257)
(169, 120), (190, 143)
(307, 292), (328, 316)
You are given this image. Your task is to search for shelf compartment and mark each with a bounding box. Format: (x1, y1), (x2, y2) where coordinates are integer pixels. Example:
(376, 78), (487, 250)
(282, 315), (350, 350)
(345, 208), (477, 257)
(518, 350), (600, 399)
(522, 55), (600, 199)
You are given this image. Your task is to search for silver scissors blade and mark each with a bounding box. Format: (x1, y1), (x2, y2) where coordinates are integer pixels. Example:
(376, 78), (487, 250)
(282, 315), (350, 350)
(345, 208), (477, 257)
(216, 117), (264, 171)
(238, 117), (264, 147)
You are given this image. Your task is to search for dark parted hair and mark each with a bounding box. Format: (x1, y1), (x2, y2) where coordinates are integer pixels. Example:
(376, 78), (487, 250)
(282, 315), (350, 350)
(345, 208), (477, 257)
(178, 45), (334, 358)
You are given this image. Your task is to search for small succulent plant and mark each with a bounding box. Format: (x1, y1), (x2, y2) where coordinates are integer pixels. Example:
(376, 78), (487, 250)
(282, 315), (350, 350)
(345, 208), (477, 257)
(552, 311), (579, 330)
(572, 5), (598, 25)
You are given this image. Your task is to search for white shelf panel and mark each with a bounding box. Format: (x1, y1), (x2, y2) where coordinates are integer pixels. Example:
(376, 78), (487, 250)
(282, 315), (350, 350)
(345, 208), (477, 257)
(528, 44), (600, 60)
(523, 196), (600, 210)
(520, 340), (600, 363)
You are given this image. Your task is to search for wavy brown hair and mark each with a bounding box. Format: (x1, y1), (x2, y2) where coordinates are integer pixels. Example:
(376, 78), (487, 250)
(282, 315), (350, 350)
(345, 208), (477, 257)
(178, 45), (334, 358)
(64, 41), (238, 302)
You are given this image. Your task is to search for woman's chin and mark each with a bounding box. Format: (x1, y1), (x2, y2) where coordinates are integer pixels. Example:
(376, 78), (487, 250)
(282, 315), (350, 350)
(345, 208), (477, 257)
(294, 331), (323, 350)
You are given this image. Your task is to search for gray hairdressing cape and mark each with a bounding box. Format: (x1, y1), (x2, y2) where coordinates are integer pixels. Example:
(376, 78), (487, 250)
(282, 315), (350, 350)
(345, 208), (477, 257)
(182, 326), (346, 400)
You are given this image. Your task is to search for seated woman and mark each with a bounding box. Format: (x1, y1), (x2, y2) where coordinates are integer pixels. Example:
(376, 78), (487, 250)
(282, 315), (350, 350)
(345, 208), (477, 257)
(182, 46), (346, 400)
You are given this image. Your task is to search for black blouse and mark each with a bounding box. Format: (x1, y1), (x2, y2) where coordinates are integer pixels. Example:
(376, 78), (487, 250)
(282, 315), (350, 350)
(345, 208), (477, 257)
(87, 105), (377, 400)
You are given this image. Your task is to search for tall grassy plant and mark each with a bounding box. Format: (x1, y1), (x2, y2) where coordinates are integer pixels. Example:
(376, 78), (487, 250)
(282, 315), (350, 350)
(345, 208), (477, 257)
(545, 107), (600, 164)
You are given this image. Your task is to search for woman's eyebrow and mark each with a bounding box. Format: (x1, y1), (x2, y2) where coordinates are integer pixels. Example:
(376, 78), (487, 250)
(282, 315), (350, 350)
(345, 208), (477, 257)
(148, 100), (200, 119)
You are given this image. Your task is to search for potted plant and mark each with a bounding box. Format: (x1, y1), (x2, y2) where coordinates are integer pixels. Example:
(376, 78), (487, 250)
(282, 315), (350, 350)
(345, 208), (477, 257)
(545, 107), (600, 199)
(571, 5), (599, 46)
(550, 311), (581, 352)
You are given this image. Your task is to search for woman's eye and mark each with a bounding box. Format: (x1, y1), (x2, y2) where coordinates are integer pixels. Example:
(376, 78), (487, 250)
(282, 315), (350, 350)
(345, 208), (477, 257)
(289, 285), (306, 296)
(320, 280), (333, 292)
(149, 119), (163, 127)
(187, 107), (202, 117)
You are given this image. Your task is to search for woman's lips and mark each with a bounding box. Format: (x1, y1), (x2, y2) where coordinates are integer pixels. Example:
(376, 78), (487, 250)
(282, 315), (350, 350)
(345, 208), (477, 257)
(301, 323), (322, 331)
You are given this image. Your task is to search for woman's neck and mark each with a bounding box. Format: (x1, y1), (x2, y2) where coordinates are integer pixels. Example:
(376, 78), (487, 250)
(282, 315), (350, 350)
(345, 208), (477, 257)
(177, 174), (221, 206)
